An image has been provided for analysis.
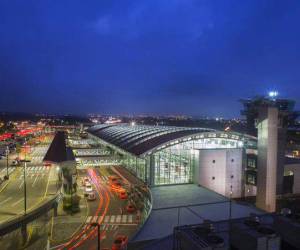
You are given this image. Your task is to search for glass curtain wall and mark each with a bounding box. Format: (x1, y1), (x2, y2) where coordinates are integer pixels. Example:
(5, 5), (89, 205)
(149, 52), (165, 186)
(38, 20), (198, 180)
(121, 153), (146, 182)
(153, 138), (243, 185)
(153, 144), (194, 185)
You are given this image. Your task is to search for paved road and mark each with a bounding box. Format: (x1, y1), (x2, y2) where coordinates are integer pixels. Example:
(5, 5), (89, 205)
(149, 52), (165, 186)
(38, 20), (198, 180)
(58, 166), (139, 250)
(0, 143), (57, 224)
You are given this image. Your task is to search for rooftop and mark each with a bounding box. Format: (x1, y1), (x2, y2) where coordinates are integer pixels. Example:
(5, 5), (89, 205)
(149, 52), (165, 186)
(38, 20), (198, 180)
(133, 184), (264, 242)
(87, 124), (255, 157)
(43, 131), (75, 163)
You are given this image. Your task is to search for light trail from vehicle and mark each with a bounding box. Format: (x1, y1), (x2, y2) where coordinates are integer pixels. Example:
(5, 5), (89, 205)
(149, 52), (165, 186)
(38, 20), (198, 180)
(72, 170), (110, 249)
(60, 168), (111, 250)
(58, 168), (104, 249)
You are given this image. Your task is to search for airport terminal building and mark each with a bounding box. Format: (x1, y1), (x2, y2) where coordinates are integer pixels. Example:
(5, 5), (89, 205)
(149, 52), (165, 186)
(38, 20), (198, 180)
(87, 124), (258, 198)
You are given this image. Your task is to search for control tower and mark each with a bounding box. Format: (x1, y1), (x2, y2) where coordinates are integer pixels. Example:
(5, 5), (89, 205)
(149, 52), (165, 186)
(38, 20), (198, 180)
(240, 92), (299, 211)
(256, 106), (278, 212)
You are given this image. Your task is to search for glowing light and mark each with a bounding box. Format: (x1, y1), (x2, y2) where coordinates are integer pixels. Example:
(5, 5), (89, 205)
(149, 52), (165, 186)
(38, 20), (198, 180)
(224, 126), (230, 132)
(131, 121), (136, 126)
(268, 91), (278, 98)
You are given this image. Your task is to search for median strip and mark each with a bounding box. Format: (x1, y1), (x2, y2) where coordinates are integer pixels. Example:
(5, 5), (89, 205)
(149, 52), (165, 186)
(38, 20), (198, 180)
(11, 198), (24, 207)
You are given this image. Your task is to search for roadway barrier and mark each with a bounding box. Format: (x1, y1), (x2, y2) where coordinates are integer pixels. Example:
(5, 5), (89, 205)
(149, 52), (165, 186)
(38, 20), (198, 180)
(0, 192), (62, 237)
(128, 184), (153, 242)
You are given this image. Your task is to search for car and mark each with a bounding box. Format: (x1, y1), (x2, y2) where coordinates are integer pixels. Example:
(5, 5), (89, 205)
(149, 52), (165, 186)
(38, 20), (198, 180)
(111, 235), (128, 250)
(44, 162), (51, 167)
(126, 204), (136, 213)
(11, 160), (19, 166)
(111, 181), (123, 192)
(87, 191), (96, 201)
(85, 184), (93, 194)
(112, 180), (122, 187)
(82, 177), (90, 186)
(119, 191), (128, 200)
(108, 175), (121, 184)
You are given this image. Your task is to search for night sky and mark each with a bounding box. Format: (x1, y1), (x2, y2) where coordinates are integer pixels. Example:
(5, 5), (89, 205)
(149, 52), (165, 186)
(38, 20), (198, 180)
(1, 0), (300, 117)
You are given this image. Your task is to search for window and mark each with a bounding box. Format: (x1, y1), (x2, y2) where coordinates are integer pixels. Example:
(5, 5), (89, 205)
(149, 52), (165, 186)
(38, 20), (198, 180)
(246, 170), (257, 185)
(212, 160), (216, 164)
(231, 159), (234, 162)
(212, 176), (215, 180)
(247, 156), (257, 169)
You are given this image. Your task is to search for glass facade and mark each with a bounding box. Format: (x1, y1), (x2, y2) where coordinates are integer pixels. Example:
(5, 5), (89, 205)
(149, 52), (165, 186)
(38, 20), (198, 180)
(153, 148), (193, 185)
(121, 153), (147, 182)
(152, 138), (242, 185)
(245, 154), (257, 185)
(89, 132), (247, 186)
(246, 170), (257, 185)
(247, 154), (257, 169)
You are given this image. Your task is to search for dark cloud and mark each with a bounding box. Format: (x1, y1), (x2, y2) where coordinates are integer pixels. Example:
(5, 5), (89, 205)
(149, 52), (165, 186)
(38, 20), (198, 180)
(0, 0), (300, 117)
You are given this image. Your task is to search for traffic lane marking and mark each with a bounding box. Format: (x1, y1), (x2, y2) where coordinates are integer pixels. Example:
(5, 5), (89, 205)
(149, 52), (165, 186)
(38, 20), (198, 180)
(19, 180), (24, 189)
(0, 197), (12, 206)
(11, 197), (24, 207)
(32, 174), (39, 187)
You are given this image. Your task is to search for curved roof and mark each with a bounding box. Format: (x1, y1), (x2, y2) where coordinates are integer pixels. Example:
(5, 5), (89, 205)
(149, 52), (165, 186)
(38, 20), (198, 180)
(88, 124), (253, 156)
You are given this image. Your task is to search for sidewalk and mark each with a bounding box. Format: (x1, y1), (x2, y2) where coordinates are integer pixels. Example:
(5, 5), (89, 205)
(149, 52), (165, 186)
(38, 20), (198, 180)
(49, 180), (88, 246)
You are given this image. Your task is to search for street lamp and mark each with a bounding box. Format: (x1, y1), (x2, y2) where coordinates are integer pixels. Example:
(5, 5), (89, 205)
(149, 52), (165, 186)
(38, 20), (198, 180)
(20, 159), (30, 215)
(5, 146), (9, 179)
(91, 222), (100, 250)
(20, 138), (30, 215)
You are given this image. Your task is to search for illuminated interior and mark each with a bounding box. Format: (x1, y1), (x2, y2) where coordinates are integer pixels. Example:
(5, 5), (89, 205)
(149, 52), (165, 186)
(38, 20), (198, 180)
(87, 124), (255, 186)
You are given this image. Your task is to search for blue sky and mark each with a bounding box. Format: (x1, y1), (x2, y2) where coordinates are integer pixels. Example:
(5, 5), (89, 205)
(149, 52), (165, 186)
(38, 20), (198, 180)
(1, 0), (300, 117)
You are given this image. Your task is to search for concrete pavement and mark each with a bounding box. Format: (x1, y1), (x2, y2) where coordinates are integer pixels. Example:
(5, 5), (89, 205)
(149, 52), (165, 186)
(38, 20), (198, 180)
(0, 145), (57, 224)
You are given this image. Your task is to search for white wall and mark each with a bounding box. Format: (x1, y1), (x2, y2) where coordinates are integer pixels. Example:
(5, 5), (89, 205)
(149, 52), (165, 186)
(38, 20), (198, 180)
(197, 148), (243, 198)
(256, 107), (278, 212)
(225, 149), (243, 198)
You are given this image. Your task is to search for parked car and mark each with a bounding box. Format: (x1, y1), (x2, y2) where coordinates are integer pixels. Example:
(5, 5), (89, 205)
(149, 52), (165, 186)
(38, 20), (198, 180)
(111, 235), (128, 250)
(119, 191), (128, 200)
(109, 175), (121, 184)
(11, 160), (19, 166)
(82, 177), (90, 186)
(85, 184), (93, 196)
(112, 180), (122, 187)
(126, 204), (136, 213)
(87, 191), (96, 201)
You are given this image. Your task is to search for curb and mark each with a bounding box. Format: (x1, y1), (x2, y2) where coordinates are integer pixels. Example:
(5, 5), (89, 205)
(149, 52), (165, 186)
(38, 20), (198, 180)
(49, 185), (89, 244)
(0, 180), (10, 194)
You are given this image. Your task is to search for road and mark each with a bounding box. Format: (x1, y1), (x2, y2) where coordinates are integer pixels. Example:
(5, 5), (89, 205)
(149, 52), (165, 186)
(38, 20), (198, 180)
(0, 141), (57, 224)
(58, 166), (138, 250)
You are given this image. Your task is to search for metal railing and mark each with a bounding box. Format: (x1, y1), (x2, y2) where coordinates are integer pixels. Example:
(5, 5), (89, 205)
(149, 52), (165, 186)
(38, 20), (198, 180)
(0, 192), (62, 237)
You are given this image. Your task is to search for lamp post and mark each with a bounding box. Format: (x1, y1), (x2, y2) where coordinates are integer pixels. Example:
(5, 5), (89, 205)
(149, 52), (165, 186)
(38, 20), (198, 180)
(20, 138), (30, 215)
(91, 222), (100, 250)
(5, 146), (9, 179)
(19, 159), (30, 215)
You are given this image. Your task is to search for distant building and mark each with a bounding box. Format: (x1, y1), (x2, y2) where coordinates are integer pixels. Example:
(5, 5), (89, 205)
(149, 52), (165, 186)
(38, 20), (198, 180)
(240, 95), (299, 136)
